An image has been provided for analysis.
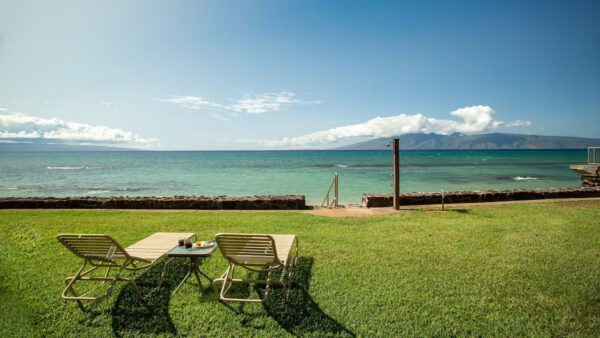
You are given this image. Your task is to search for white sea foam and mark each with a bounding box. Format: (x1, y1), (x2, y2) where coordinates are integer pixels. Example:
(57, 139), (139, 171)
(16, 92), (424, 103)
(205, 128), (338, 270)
(86, 190), (110, 194)
(336, 164), (349, 168)
(47, 166), (86, 170)
(512, 176), (539, 181)
(6, 187), (17, 190)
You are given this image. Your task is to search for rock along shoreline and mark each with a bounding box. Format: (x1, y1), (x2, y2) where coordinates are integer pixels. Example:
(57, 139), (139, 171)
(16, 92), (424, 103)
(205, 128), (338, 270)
(362, 187), (600, 208)
(0, 195), (307, 210)
(1, 188), (599, 210)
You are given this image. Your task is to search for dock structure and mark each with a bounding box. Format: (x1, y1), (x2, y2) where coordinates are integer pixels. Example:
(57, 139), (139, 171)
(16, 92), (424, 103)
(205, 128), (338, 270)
(570, 147), (600, 187)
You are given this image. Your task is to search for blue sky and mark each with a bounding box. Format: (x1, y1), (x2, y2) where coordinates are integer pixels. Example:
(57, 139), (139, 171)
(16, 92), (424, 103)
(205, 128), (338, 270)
(0, 0), (599, 149)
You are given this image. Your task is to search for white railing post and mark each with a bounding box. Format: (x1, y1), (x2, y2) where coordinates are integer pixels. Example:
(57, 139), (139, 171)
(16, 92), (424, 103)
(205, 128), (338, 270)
(321, 172), (340, 208)
(589, 147), (600, 164)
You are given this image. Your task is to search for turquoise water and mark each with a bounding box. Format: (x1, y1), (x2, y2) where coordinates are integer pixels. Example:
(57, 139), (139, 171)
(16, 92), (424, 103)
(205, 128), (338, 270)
(0, 150), (587, 205)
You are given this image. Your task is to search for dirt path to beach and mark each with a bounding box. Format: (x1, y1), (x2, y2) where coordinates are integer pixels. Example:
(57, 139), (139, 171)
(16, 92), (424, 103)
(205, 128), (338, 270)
(306, 197), (600, 217)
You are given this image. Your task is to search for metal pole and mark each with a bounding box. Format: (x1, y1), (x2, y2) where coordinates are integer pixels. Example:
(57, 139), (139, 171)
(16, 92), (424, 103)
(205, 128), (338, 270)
(334, 172), (339, 208)
(393, 138), (400, 210)
(441, 189), (445, 211)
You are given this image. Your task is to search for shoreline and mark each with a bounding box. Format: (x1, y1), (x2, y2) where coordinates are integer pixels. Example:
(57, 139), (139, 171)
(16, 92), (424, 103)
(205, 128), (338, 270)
(1, 187), (600, 211)
(362, 187), (600, 207)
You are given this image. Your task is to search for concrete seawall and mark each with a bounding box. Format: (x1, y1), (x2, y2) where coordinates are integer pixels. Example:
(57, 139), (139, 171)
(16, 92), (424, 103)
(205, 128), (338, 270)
(362, 187), (600, 208)
(0, 195), (307, 210)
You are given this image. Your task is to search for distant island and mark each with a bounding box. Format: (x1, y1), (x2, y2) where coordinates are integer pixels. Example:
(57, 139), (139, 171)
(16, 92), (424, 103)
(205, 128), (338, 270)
(0, 142), (137, 152)
(334, 133), (600, 150)
(2, 132), (600, 152)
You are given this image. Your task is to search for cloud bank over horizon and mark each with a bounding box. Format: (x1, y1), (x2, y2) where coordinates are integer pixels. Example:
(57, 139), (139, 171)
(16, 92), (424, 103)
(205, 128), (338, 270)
(259, 105), (532, 148)
(0, 112), (157, 146)
(0, 105), (532, 149)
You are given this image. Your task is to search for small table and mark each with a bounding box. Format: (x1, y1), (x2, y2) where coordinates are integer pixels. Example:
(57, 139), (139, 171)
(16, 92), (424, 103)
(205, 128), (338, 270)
(162, 243), (217, 294)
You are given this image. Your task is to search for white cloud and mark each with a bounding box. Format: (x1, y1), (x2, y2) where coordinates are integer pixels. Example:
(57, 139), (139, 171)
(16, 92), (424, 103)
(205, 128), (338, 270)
(154, 96), (223, 110)
(154, 96), (234, 120)
(155, 92), (317, 117)
(260, 105), (531, 147)
(100, 101), (114, 106)
(0, 112), (157, 145)
(504, 120), (532, 127)
(230, 92), (305, 114)
(0, 108), (7, 111)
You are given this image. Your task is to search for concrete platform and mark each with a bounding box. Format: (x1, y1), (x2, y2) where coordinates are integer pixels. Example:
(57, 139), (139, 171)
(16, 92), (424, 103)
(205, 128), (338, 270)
(570, 164), (600, 187)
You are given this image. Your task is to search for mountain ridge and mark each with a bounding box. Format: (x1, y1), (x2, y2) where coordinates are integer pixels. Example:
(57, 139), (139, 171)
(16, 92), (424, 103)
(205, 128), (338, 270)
(333, 133), (600, 150)
(0, 142), (138, 152)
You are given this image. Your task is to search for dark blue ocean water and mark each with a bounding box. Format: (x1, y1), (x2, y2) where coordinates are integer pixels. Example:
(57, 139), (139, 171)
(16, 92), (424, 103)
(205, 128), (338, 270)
(0, 150), (587, 205)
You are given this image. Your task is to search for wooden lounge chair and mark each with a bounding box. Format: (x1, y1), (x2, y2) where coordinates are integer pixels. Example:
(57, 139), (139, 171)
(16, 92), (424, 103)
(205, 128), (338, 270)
(213, 233), (299, 303)
(57, 232), (194, 303)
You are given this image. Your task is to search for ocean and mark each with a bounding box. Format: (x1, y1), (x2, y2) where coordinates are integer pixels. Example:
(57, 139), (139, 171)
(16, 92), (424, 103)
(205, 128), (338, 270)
(0, 149), (588, 205)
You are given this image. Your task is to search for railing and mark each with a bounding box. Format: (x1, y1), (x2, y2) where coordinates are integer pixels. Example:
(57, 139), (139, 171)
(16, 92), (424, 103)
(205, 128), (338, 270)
(321, 172), (339, 208)
(589, 147), (600, 164)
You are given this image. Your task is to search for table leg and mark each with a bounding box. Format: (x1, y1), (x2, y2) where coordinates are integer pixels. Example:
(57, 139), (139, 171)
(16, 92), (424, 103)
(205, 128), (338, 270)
(197, 269), (213, 283)
(173, 264), (192, 294)
(159, 257), (176, 288)
(191, 257), (203, 291)
(171, 256), (214, 294)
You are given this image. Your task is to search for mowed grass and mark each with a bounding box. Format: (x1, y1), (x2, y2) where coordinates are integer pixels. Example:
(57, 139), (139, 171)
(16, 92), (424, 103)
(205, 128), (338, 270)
(1, 201), (600, 337)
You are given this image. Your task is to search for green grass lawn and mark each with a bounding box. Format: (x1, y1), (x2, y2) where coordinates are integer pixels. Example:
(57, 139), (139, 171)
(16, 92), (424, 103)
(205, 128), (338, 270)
(1, 201), (600, 337)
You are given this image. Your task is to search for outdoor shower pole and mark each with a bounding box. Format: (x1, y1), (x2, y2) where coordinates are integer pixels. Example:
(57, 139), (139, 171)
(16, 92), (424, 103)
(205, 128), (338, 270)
(393, 138), (400, 210)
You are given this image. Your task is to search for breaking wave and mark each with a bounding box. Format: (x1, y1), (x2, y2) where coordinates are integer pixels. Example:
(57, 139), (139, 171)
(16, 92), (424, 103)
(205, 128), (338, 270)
(85, 190), (111, 194)
(512, 176), (539, 181)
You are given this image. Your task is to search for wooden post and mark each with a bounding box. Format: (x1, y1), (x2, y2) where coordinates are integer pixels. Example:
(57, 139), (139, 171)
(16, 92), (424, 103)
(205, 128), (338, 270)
(393, 138), (400, 210)
(441, 189), (445, 211)
(334, 172), (339, 208)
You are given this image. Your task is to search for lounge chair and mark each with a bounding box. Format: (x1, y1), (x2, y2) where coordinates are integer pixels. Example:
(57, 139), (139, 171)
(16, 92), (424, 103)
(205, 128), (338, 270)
(57, 232), (194, 303)
(213, 233), (299, 303)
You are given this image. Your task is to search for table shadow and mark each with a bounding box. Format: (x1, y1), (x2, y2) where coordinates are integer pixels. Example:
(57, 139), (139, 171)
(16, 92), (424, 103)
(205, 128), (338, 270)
(257, 257), (355, 337)
(111, 259), (186, 337)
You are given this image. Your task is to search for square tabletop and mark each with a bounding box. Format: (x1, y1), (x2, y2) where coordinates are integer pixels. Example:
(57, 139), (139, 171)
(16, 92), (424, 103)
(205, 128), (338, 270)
(167, 244), (217, 257)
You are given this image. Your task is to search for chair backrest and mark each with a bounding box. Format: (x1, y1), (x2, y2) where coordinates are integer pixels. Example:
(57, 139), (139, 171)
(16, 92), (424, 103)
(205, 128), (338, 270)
(215, 233), (278, 266)
(57, 234), (130, 262)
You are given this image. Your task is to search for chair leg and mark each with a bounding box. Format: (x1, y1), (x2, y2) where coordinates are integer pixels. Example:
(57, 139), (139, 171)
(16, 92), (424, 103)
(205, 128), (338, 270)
(214, 263), (263, 303)
(62, 261), (87, 300)
(63, 264), (87, 309)
(106, 265), (125, 298)
(284, 240), (299, 302)
(62, 259), (151, 303)
(214, 264), (287, 303)
(264, 268), (273, 301)
(128, 278), (144, 299)
(118, 262), (145, 300)
(219, 263), (235, 300)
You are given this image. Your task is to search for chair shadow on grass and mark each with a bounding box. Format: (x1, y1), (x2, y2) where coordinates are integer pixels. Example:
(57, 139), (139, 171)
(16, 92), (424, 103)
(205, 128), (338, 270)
(449, 208), (471, 214)
(412, 207), (471, 214)
(111, 259), (187, 337)
(229, 256), (355, 337)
